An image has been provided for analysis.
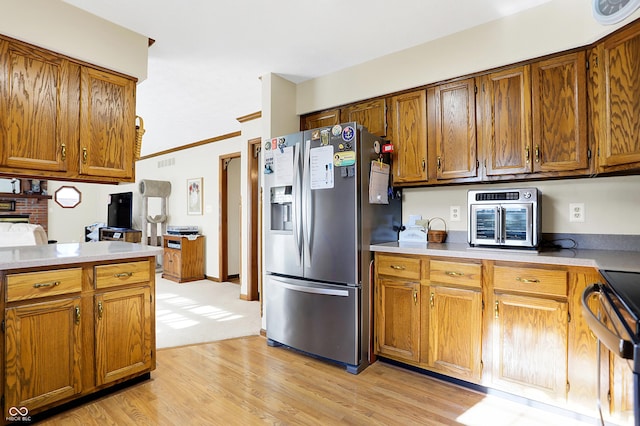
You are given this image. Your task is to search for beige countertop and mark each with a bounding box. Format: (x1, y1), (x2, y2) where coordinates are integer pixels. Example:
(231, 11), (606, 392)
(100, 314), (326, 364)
(371, 242), (640, 273)
(0, 241), (163, 270)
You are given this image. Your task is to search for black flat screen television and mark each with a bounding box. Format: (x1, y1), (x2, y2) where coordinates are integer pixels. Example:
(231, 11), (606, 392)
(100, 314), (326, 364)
(107, 192), (133, 229)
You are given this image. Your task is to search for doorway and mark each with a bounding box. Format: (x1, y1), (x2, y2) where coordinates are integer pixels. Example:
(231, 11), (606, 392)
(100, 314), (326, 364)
(219, 152), (241, 284)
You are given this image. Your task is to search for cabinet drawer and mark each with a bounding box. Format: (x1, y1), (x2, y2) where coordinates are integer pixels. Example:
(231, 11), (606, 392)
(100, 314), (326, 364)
(376, 255), (421, 280)
(95, 261), (151, 289)
(493, 265), (567, 297)
(6, 268), (82, 302)
(429, 260), (482, 289)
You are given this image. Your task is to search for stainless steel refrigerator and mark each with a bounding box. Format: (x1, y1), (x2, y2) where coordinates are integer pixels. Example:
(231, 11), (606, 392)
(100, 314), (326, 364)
(263, 122), (402, 374)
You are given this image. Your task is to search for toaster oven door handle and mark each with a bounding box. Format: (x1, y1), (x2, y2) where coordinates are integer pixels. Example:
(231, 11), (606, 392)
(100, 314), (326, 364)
(496, 206), (503, 244)
(581, 284), (634, 360)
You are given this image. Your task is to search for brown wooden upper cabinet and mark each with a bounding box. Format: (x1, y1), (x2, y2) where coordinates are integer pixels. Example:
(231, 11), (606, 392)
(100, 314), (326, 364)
(531, 52), (588, 174)
(480, 54), (589, 180)
(302, 108), (340, 130)
(389, 90), (428, 185)
(590, 22), (640, 173)
(79, 67), (136, 180)
(0, 40), (74, 173)
(0, 35), (138, 183)
(340, 98), (387, 137)
(428, 78), (479, 183)
(480, 66), (532, 177)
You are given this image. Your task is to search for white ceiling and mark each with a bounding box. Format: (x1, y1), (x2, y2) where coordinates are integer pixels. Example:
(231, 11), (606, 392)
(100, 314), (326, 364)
(63, 0), (551, 156)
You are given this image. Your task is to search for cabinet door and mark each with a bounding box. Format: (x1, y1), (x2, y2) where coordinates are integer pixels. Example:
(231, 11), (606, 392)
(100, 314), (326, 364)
(427, 285), (483, 381)
(492, 293), (568, 401)
(340, 98), (387, 137)
(79, 67), (135, 179)
(0, 40), (73, 172)
(5, 297), (82, 412)
(375, 278), (420, 362)
(591, 23), (640, 171)
(390, 90), (427, 184)
(95, 286), (152, 386)
(482, 66), (532, 176)
(302, 109), (340, 130)
(431, 78), (478, 180)
(531, 52), (589, 173)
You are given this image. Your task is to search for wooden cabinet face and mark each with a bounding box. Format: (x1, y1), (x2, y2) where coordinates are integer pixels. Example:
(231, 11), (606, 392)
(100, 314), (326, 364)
(5, 297), (82, 411)
(390, 90), (427, 184)
(531, 52), (588, 173)
(0, 40), (72, 172)
(375, 278), (420, 362)
(79, 67), (135, 179)
(592, 24), (640, 171)
(492, 293), (568, 400)
(431, 78), (478, 180)
(427, 285), (482, 381)
(302, 109), (340, 130)
(95, 286), (152, 386)
(340, 98), (387, 137)
(482, 67), (532, 176)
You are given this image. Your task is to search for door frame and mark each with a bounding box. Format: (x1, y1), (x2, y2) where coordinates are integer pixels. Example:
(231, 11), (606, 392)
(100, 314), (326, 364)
(218, 152), (241, 285)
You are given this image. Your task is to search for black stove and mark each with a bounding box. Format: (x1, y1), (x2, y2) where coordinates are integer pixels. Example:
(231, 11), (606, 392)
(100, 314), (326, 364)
(583, 270), (640, 426)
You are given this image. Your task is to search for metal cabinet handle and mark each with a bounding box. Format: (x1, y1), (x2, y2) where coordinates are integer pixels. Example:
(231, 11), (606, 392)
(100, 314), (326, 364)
(445, 271), (464, 277)
(390, 265), (405, 271)
(525, 146), (530, 163)
(75, 306), (81, 324)
(421, 159), (425, 171)
(82, 147), (88, 163)
(437, 156), (442, 170)
(97, 301), (103, 319)
(114, 272), (134, 278)
(430, 292), (434, 308)
(413, 289), (418, 305)
(33, 281), (60, 289)
(495, 301), (499, 319)
(516, 277), (540, 283)
(535, 145), (540, 163)
(61, 143), (66, 160)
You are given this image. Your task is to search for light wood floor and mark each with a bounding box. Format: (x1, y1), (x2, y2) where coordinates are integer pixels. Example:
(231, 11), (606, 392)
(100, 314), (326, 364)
(36, 336), (597, 425)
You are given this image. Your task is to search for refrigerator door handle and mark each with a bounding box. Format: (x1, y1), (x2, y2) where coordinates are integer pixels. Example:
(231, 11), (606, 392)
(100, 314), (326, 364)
(302, 141), (312, 267)
(273, 279), (350, 297)
(292, 143), (302, 265)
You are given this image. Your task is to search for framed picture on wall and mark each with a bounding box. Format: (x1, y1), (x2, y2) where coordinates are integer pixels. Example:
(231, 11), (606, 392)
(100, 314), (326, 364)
(187, 177), (203, 215)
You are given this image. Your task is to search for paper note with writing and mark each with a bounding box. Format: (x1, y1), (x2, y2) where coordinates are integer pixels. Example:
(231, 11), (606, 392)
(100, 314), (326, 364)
(310, 145), (334, 190)
(369, 161), (390, 204)
(274, 146), (294, 186)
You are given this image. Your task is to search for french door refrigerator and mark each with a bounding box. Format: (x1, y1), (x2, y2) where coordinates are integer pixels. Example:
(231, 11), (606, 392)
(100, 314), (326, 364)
(263, 122), (401, 374)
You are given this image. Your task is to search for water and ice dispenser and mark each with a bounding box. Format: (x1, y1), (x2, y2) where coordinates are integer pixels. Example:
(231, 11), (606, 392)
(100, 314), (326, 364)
(270, 186), (293, 231)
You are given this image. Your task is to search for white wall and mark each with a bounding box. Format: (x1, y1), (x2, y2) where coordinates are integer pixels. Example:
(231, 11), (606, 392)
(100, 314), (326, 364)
(403, 175), (640, 235)
(47, 181), (115, 243)
(0, 0), (148, 80)
(296, 0), (640, 114)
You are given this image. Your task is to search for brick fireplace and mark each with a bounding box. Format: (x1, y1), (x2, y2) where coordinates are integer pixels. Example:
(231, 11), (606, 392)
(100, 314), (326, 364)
(0, 180), (50, 233)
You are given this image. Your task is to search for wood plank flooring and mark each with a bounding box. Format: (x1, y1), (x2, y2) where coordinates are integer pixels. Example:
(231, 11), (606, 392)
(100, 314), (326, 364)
(36, 336), (597, 425)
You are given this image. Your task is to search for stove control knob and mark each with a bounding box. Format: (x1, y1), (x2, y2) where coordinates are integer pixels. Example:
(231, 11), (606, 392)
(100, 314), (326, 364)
(523, 191), (532, 199)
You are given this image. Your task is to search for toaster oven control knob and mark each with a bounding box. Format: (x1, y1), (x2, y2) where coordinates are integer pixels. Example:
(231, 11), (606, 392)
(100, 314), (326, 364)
(523, 191), (532, 199)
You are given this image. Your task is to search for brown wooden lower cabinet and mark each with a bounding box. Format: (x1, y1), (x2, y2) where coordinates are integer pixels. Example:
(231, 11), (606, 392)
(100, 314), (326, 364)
(374, 252), (603, 419)
(1, 256), (156, 421)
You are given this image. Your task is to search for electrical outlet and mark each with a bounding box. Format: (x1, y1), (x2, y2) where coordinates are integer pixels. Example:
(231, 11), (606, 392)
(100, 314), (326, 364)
(569, 203), (585, 223)
(450, 206), (461, 222)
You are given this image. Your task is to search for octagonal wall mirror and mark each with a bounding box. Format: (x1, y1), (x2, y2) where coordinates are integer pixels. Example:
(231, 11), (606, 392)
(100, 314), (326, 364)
(54, 186), (82, 208)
